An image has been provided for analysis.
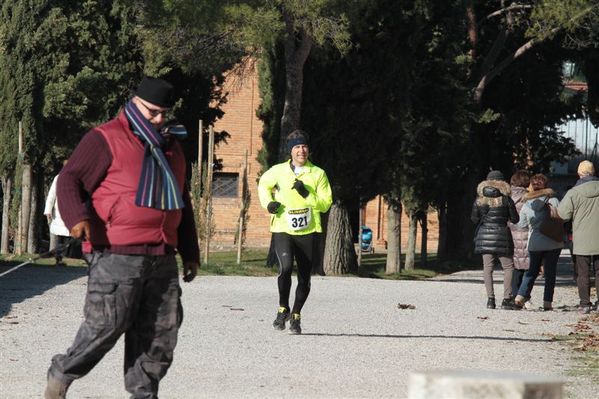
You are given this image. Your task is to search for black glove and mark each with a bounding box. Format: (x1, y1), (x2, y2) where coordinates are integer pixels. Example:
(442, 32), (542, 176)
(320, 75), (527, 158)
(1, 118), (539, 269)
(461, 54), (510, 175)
(292, 179), (309, 198)
(267, 201), (281, 214)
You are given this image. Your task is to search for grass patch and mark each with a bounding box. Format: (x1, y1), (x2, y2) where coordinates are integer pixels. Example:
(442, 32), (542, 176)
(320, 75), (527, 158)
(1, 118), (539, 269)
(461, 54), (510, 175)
(1, 249), (480, 280)
(0, 254), (87, 268)
(196, 249), (278, 277)
(357, 254), (436, 280)
(199, 251), (444, 279)
(356, 252), (479, 279)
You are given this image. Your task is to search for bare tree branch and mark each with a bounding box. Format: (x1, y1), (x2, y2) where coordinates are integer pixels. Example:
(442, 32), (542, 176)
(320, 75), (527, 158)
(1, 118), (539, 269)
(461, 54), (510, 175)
(484, 4), (532, 21)
(474, 31), (553, 102)
(474, 3), (599, 102)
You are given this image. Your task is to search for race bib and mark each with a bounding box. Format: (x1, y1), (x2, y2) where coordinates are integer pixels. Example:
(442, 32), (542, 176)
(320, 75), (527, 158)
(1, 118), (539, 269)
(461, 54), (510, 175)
(286, 208), (312, 231)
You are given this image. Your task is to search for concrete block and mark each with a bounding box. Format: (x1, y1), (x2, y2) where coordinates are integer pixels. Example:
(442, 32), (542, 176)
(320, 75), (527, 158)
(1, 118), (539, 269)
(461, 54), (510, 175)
(408, 370), (563, 399)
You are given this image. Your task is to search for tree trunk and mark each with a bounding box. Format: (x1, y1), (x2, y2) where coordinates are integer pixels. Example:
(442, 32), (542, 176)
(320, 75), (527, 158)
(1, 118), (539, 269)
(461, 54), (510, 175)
(466, 1), (478, 58)
(312, 211), (328, 276)
(1, 175), (12, 254)
(323, 201), (357, 275)
(385, 201), (402, 274)
(18, 163), (32, 255)
(278, 9), (313, 160)
(582, 49), (599, 126)
(405, 210), (417, 270)
(437, 202), (447, 260)
(444, 174), (478, 260)
(420, 212), (428, 268)
(27, 173), (38, 254)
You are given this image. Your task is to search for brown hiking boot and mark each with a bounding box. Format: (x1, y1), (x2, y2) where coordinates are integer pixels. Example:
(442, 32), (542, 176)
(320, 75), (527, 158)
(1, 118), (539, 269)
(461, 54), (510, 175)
(44, 377), (70, 399)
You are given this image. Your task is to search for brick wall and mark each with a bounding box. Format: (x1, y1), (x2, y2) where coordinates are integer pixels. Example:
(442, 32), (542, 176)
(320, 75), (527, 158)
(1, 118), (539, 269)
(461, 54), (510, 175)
(211, 68), (272, 248)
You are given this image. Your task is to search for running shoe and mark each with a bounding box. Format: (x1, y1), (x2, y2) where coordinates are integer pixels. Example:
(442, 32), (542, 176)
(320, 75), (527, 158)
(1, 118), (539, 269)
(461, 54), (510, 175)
(273, 307), (290, 330)
(289, 313), (302, 335)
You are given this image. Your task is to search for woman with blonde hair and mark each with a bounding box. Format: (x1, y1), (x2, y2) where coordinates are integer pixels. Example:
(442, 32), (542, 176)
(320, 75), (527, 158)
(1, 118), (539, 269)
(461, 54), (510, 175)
(471, 170), (519, 309)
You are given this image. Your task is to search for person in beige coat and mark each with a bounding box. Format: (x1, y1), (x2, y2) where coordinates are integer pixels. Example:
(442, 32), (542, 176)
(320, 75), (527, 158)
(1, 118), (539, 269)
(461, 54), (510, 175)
(557, 160), (599, 314)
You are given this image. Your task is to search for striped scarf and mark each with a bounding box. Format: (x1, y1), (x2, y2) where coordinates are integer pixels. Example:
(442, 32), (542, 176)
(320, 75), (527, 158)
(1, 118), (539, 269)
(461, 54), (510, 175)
(124, 100), (186, 210)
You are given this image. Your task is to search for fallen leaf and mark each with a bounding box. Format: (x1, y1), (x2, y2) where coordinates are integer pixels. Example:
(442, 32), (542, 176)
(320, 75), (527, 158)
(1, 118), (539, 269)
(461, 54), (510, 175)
(397, 303), (416, 310)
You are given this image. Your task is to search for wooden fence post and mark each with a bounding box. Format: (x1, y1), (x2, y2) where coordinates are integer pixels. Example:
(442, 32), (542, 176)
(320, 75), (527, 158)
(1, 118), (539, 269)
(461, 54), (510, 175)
(203, 125), (214, 265)
(236, 150), (249, 265)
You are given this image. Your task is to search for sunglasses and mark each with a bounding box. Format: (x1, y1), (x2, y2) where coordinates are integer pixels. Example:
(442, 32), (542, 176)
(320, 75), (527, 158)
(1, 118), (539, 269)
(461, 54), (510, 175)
(137, 100), (169, 118)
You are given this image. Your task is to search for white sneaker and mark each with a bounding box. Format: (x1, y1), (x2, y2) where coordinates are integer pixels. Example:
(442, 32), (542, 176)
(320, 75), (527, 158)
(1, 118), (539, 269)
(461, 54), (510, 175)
(524, 300), (534, 310)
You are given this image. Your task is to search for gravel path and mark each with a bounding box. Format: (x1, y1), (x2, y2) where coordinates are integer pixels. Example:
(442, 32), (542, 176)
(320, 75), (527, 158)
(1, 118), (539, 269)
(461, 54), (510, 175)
(0, 256), (596, 398)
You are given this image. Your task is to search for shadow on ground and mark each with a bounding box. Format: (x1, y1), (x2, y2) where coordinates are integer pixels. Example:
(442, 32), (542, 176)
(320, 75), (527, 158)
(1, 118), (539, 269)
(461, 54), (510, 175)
(432, 255), (580, 287)
(0, 263), (86, 319)
(302, 333), (554, 342)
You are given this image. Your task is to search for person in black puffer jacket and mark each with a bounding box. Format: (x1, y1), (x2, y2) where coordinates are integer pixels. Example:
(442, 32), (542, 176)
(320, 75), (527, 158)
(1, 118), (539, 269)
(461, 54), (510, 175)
(471, 170), (519, 310)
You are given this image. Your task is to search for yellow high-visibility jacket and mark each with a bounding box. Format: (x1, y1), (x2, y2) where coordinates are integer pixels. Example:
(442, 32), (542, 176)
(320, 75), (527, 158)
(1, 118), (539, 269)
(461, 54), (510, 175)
(258, 160), (332, 235)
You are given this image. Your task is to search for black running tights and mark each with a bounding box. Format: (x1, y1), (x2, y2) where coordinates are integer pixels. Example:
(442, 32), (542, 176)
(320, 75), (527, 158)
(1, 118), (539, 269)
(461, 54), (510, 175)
(273, 232), (314, 314)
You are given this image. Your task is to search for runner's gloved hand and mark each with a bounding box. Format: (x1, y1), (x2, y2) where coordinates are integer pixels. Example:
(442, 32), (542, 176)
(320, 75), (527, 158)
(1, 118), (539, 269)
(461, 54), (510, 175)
(292, 179), (309, 198)
(267, 201), (281, 214)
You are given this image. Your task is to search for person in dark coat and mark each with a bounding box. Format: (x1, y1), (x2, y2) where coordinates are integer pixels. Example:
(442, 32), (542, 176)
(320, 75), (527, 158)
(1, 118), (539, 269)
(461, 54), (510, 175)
(472, 170), (519, 309)
(508, 170), (531, 306)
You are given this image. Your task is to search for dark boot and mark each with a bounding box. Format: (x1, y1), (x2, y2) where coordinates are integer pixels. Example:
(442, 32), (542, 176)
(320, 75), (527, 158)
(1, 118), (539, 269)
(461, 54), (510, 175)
(501, 297), (515, 310)
(487, 297), (496, 309)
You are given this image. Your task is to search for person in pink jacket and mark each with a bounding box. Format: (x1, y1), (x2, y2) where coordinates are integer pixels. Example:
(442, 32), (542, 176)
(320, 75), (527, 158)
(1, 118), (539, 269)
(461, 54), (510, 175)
(508, 170), (531, 307)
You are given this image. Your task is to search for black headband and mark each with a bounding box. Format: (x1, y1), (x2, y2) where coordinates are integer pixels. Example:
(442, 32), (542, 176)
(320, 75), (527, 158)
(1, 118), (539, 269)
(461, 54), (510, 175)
(287, 136), (307, 152)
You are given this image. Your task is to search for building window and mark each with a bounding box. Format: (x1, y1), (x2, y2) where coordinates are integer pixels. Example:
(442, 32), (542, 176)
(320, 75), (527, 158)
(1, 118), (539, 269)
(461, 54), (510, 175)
(213, 173), (239, 198)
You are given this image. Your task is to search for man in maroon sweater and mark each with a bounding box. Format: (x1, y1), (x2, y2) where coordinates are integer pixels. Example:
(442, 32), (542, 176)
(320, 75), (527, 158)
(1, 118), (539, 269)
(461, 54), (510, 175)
(45, 77), (200, 399)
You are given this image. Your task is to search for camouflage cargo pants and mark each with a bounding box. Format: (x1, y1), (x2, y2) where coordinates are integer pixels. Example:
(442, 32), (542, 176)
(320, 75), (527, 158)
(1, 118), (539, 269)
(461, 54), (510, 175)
(48, 251), (182, 398)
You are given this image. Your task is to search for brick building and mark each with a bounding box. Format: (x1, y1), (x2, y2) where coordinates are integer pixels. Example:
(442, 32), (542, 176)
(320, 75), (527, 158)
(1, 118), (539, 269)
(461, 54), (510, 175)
(210, 67), (438, 252)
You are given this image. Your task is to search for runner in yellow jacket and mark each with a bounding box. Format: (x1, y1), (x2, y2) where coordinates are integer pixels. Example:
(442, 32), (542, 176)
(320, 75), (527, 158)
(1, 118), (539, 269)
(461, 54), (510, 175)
(258, 130), (332, 334)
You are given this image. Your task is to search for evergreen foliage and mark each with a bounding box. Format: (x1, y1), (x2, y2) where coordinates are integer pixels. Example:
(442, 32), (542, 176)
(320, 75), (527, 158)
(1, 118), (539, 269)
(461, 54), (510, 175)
(0, 0), (232, 254)
(256, 42), (286, 170)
